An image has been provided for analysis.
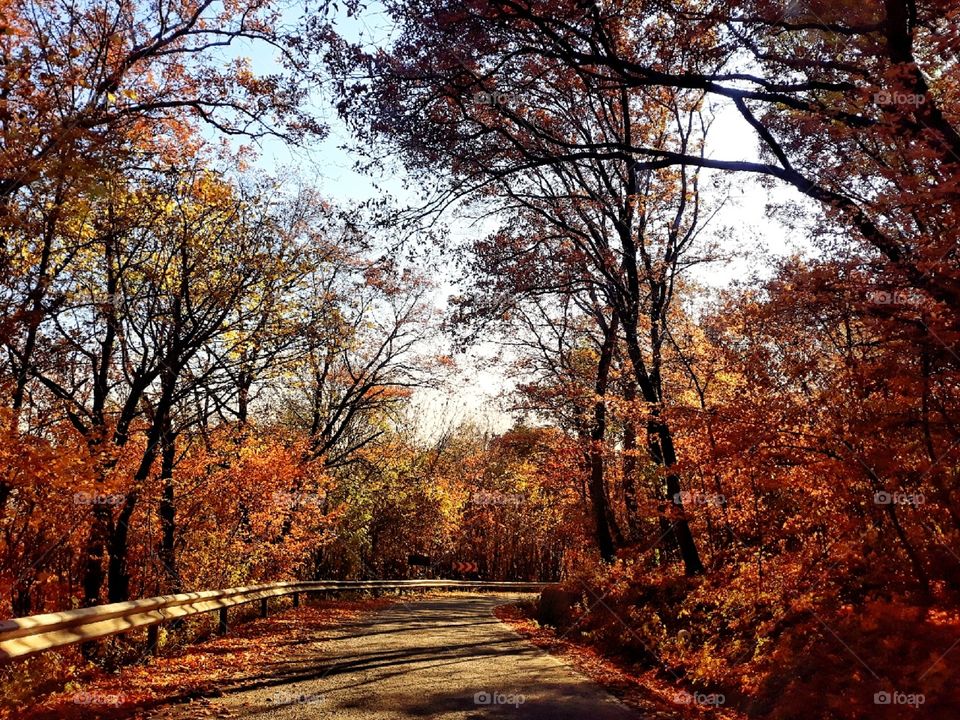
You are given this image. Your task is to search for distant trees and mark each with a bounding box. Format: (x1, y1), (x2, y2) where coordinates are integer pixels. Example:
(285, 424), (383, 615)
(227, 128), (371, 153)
(316, 420), (582, 582)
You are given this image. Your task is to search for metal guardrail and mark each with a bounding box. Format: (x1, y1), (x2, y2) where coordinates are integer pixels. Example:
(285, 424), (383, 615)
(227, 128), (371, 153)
(0, 580), (546, 662)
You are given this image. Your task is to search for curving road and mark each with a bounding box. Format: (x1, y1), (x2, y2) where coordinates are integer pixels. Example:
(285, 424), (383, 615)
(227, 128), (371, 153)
(154, 592), (641, 719)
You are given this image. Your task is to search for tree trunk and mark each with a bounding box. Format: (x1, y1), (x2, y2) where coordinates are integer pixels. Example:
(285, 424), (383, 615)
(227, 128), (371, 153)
(107, 496), (136, 603)
(83, 503), (110, 606)
(159, 425), (181, 592)
(621, 323), (705, 575)
(654, 420), (705, 575)
(621, 381), (642, 541)
(106, 372), (176, 602)
(589, 313), (619, 562)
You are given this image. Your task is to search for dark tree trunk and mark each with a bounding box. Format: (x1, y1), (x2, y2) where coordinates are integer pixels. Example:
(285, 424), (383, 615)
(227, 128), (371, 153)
(107, 497), (135, 603)
(589, 313), (619, 562)
(83, 503), (110, 606)
(620, 381), (642, 541)
(106, 369), (176, 602)
(159, 426), (181, 592)
(654, 421), (705, 575)
(621, 323), (705, 575)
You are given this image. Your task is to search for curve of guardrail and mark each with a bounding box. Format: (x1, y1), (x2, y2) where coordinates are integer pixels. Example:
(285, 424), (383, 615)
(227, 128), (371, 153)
(0, 580), (546, 662)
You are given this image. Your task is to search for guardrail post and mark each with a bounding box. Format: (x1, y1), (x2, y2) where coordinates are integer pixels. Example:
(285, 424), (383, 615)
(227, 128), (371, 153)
(260, 598), (268, 618)
(146, 625), (159, 656)
(218, 607), (228, 634)
(293, 592), (300, 608)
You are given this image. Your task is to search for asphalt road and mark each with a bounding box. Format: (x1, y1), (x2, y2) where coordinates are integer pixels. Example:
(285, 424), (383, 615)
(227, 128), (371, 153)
(154, 592), (641, 719)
